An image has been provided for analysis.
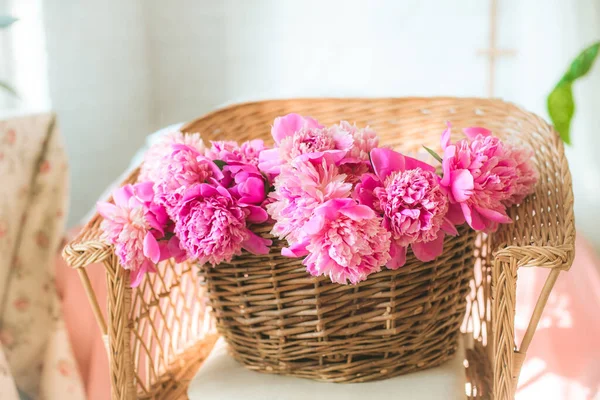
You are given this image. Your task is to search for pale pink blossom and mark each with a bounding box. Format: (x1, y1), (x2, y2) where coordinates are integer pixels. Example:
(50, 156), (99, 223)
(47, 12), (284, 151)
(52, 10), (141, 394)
(267, 156), (352, 244)
(153, 144), (223, 217)
(503, 145), (538, 206)
(175, 183), (271, 265)
(299, 198), (391, 284)
(205, 139), (265, 166)
(258, 114), (352, 174)
(98, 182), (185, 287)
(139, 131), (205, 182)
(440, 124), (537, 231)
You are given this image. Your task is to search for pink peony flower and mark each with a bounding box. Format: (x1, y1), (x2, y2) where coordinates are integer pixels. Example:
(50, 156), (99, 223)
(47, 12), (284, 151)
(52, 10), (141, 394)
(139, 131), (205, 182)
(271, 113), (323, 143)
(258, 114), (352, 174)
(153, 144), (223, 217)
(205, 139), (265, 166)
(98, 182), (185, 287)
(175, 183), (271, 265)
(227, 164), (267, 205)
(440, 124), (537, 231)
(364, 148), (457, 268)
(299, 198), (391, 284)
(267, 156), (352, 244)
(503, 145), (538, 206)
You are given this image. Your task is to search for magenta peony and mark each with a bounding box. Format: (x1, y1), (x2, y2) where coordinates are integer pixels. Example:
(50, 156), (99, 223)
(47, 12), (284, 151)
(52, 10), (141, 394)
(139, 131), (205, 183)
(440, 124), (537, 231)
(267, 156), (352, 244)
(153, 144), (223, 217)
(98, 182), (185, 287)
(301, 198), (391, 284)
(175, 183), (271, 265)
(368, 148), (456, 268)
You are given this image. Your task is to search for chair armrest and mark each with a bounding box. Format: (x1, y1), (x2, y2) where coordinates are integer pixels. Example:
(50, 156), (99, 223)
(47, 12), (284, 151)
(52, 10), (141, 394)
(490, 113), (575, 399)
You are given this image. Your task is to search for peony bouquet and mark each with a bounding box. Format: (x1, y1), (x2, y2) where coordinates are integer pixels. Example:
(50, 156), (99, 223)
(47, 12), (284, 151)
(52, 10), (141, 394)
(98, 114), (537, 287)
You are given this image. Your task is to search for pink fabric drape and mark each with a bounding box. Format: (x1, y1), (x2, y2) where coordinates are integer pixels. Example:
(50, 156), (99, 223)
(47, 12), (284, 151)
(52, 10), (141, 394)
(516, 236), (600, 399)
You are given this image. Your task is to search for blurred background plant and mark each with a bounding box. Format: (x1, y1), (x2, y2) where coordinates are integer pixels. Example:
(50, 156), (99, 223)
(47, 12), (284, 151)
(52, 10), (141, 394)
(548, 41), (599, 144)
(0, 15), (17, 98)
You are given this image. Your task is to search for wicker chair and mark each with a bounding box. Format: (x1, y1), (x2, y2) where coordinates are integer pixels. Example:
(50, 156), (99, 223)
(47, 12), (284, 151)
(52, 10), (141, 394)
(62, 97), (575, 399)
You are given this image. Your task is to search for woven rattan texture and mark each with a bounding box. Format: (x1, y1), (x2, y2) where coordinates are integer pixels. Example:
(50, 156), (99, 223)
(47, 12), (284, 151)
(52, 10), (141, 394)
(62, 97), (575, 400)
(200, 225), (476, 382)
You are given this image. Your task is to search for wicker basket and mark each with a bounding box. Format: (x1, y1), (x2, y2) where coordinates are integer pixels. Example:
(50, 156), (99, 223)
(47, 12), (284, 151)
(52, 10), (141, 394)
(62, 98), (574, 399)
(201, 224), (477, 382)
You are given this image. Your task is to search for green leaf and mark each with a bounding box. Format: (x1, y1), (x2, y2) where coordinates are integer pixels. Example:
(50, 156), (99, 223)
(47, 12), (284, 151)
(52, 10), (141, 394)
(548, 83), (574, 144)
(560, 42), (600, 85)
(548, 41), (600, 144)
(0, 16), (18, 29)
(423, 145), (443, 163)
(0, 81), (18, 98)
(212, 159), (227, 170)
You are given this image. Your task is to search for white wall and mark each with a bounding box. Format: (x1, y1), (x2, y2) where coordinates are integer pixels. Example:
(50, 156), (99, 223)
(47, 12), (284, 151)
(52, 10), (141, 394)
(43, 0), (152, 226)
(43, 0), (600, 248)
(145, 0), (490, 128)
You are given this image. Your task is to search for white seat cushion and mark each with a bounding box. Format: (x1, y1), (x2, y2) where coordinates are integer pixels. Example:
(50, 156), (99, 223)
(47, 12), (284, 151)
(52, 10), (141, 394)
(188, 338), (466, 400)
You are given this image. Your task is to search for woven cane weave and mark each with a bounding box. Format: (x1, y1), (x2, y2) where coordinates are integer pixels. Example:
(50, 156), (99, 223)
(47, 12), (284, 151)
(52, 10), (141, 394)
(62, 97), (574, 400)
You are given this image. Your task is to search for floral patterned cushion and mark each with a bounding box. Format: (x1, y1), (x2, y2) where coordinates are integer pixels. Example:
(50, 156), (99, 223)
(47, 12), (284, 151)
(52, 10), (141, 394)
(0, 112), (85, 399)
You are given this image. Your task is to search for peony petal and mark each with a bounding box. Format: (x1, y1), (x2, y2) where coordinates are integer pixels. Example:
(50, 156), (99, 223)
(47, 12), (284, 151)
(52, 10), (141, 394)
(167, 236), (188, 263)
(239, 177), (265, 204)
(370, 147), (406, 180)
(271, 114), (322, 144)
(404, 155), (436, 172)
(143, 232), (161, 264)
(461, 203), (486, 231)
(445, 203), (466, 225)
(134, 181), (155, 203)
(387, 242), (407, 270)
(144, 213), (164, 236)
(130, 261), (156, 288)
(463, 127), (492, 140)
(297, 149), (347, 165)
(258, 148), (282, 175)
(441, 121), (452, 149)
(97, 201), (118, 220)
(451, 169), (474, 202)
(242, 231), (272, 255)
(130, 268), (145, 288)
(339, 203), (375, 220)
(113, 185), (134, 207)
(475, 206), (512, 224)
(352, 174), (382, 208)
(244, 205), (269, 224)
(282, 239), (310, 258)
(441, 217), (459, 236)
(412, 234), (445, 262)
(304, 214), (326, 235)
